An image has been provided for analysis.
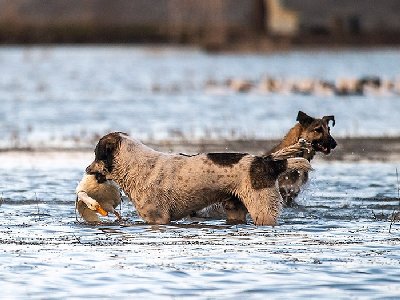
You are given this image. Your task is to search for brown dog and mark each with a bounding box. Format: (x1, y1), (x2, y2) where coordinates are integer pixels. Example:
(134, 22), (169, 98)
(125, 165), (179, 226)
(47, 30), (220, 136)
(194, 111), (337, 222)
(266, 111), (337, 206)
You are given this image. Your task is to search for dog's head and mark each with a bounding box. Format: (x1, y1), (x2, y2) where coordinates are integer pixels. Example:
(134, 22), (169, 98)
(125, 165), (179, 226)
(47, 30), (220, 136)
(86, 132), (126, 179)
(296, 111), (337, 154)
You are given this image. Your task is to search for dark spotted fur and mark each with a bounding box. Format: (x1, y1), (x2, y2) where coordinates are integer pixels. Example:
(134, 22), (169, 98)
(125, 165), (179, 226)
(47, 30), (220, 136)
(250, 157), (288, 190)
(207, 153), (247, 167)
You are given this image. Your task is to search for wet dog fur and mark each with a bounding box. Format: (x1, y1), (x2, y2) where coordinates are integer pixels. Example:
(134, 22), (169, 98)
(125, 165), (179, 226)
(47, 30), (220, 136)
(86, 132), (311, 226)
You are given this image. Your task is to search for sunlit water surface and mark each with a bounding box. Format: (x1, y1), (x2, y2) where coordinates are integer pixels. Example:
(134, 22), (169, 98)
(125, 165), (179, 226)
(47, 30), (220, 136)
(0, 153), (399, 299)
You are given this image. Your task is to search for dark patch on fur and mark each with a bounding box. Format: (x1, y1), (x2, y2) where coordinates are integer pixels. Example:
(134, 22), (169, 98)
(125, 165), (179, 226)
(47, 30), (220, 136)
(250, 157), (288, 190)
(94, 132), (125, 172)
(206, 153), (247, 167)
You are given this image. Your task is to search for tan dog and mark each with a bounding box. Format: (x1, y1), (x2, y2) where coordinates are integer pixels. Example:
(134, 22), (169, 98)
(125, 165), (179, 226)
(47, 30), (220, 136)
(85, 132), (312, 226)
(76, 173), (122, 223)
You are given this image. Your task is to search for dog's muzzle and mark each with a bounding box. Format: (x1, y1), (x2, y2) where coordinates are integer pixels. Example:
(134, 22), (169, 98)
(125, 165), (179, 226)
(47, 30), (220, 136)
(312, 136), (337, 154)
(329, 136), (337, 150)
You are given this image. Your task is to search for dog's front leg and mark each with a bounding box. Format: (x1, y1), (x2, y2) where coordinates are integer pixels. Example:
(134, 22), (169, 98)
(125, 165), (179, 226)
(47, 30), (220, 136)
(241, 189), (282, 226)
(138, 201), (171, 224)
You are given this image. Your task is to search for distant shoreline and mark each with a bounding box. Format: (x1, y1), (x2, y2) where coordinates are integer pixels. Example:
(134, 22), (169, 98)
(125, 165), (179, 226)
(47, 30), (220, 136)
(1, 40), (400, 53)
(1, 136), (400, 162)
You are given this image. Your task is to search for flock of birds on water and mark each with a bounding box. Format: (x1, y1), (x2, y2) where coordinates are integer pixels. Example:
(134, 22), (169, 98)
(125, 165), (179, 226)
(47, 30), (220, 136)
(206, 76), (400, 96)
(152, 76), (400, 97)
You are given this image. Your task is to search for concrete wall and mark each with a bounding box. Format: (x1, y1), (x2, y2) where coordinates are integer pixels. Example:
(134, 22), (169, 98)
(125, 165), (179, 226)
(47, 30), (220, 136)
(285, 0), (400, 33)
(0, 0), (168, 26)
(0, 0), (399, 45)
(0, 0), (262, 44)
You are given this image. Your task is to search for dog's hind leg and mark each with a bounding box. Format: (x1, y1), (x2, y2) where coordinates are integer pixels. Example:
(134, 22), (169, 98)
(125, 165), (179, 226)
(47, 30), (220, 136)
(224, 196), (248, 224)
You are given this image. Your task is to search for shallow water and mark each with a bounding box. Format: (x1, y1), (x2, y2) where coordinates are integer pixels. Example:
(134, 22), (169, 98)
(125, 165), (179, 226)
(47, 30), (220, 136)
(1, 46), (400, 298)
(1, 153), (399, 299)
(1, 46), (400, 149)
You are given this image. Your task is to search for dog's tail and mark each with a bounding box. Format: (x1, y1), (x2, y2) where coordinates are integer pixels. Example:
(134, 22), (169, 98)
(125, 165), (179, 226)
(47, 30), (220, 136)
(286, 157), (313, 173)
(268, 138), (312, 161)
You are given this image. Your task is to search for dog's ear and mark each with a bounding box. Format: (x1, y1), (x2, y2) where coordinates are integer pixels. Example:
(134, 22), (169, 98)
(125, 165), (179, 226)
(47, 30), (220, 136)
(296, 111), (314, 127)
(322, 115), (335, 127)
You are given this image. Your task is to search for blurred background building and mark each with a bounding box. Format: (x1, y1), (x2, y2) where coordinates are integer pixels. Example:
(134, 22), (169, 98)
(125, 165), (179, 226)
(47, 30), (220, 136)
(0, 0), (399, 48)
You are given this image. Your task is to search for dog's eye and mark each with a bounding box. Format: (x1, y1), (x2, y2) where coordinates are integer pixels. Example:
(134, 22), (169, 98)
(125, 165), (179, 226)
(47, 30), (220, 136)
(314, 127), (323, 133)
